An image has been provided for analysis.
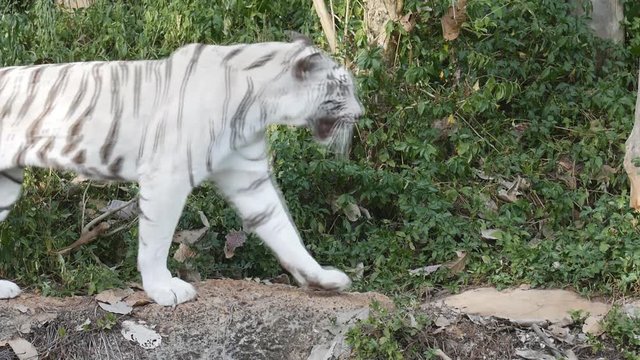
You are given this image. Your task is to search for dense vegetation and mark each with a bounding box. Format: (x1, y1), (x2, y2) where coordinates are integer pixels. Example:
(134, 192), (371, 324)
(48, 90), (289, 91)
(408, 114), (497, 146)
(0, 0), (639, 356)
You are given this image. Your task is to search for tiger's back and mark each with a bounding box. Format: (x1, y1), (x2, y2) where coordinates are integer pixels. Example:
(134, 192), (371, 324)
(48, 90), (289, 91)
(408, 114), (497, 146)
(0, 43), (273, 180)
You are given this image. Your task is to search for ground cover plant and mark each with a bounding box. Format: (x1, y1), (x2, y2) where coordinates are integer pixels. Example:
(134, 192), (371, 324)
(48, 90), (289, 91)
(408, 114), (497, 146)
(0, 0), (639, 357)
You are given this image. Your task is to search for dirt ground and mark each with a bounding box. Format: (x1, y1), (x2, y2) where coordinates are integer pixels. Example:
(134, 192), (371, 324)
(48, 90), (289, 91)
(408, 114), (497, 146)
(0, 279), (389, 360)
(418, 304), (623, 360)
(0, 280), (628, 359)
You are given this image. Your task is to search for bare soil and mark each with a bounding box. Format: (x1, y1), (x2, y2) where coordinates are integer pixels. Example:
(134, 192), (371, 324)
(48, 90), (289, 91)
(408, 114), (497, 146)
(0, 280), (626, 359)
(0, 279), (389, 360)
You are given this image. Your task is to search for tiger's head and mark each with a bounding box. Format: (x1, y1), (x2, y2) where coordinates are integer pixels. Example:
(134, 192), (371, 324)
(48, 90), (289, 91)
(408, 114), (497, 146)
(278, 39), (364, 156)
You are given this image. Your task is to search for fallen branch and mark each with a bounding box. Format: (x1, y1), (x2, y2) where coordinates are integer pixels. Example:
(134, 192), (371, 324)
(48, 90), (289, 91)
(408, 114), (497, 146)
(531, 324), (563, 359)
(56, 222), (110, 256)
(57, 197), (138, 256)
(83, 197), (137, 233)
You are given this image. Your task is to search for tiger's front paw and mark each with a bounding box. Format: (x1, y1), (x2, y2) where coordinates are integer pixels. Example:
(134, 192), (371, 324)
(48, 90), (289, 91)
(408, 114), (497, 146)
(145, 277), (197, 306)
(306, 268), (352, 291)
(0, 280), (21, 299)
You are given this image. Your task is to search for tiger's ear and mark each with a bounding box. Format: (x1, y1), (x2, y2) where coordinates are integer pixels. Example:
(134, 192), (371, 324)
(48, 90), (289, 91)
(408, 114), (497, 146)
(286, 30), (312, 46)
(293, 53), (323, 81)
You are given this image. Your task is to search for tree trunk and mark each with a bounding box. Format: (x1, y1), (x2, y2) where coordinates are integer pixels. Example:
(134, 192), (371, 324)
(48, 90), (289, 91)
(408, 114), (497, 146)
(572, 0), (624, 43)
(364, 0), (405, 65)
(624, 68), (640, 209)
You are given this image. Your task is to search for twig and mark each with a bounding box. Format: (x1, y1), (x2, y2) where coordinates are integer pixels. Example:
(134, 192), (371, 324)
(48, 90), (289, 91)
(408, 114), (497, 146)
(80, 181), (91, 230)
(531, 324), (563, 359)
(57, 196), (138, 256)
(433, 349), (453, 360)
(56, 222), (110, 256)
(104, 219), (136, 237)
(82, 196), (137, 234)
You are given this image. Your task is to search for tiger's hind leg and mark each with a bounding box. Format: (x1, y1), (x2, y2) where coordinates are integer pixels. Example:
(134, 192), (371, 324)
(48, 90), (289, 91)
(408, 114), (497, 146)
(0, 168), (24, 299)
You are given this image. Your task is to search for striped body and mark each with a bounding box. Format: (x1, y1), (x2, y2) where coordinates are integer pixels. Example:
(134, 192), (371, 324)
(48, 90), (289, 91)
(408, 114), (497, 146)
(0, 39), (363, 305)
(0, 42), (318, 182)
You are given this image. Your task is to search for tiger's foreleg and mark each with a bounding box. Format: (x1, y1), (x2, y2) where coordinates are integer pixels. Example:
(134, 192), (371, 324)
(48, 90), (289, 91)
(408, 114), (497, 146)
(137, 172), (198, 306)
(0, 168), (24, 299)
(212, 167), (351, 291)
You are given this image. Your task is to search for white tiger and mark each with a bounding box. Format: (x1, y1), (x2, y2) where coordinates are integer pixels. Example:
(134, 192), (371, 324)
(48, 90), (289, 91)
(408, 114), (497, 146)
(0, 37), (363, 306)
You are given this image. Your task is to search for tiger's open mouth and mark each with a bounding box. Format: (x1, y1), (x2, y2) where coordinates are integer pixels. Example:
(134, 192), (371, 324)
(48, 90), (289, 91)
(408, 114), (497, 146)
(311, 116), (355, 156)
(315, 117), (338, 140)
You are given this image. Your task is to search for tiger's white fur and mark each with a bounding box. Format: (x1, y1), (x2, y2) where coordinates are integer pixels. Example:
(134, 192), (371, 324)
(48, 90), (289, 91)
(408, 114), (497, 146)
(0, 39), (363, 306)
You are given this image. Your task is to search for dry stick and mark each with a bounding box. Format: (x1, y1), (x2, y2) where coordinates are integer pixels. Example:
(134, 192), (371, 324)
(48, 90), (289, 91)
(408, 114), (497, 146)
(56, 222), (110, 256)
(624, 66), (640, 209)
(56, 197), (138, 256)
(312, 0), (337, 53)
(82, 196), (137, 234)
(343, 0), (350, 45)
(531, 324), (564, 359)
(80, 181), (91, 231)
(433, 349), (453, 360)
(104, 218), (137, 237)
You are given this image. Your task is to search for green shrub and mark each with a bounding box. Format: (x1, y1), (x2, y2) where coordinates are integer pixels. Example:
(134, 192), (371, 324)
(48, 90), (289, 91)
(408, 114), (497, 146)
(0, 0), (638, 301)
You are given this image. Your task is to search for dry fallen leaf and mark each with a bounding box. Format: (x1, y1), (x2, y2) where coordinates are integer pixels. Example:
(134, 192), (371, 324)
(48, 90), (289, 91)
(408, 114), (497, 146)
(56, 0), (95, 9)
(400, 12), (416, 32)
(75, 318), (92, 332)
(173, 227), (208, 245)
(98, 301), (133, 315)
(359, 206), (372, 220)
(100, 199), (138, 220)
(343, 203), (362, 222)
(409, 264), (442, 276)
(515, 349), (555, 360)
(172, 211), (210, 245)
(481, 229), (505, 241)
(4, 338), (38, 360)
(121, 320), (161, 349)
(173, 243), (197, 263)
(345, 262), (365, 281)
(95, 288), (134, 304)
(548, 324), (574, 344)
(123, 291), (151, 308)
(473, 169), (494, 181)
(12, 304), (30, 314)
(441, 0), (468, 41)
(271, 274), (291, 285)
(224, 230), (247, 259)
(434, 315), (452, 328)
(497, 177), (522, 203)
(18, 312), (58, 334)
(198, 211), (210, 228)
(445, 251), (468, 274)
(177, 266), (201, 283)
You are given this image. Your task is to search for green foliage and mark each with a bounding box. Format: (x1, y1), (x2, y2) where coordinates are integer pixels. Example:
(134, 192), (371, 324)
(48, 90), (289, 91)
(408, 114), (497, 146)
(625, 0), (640, 56)
(0, 0), (638, 322)
(346, 303), (431, 360)
(603, 307), (640, 359)
(95, 313), (118, 331)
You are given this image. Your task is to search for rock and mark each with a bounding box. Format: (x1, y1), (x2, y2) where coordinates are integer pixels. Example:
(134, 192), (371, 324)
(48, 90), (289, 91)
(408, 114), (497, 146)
(622, 300), (640, 319)
(0, 279), (390, 359)
(438, 287), (610, 334)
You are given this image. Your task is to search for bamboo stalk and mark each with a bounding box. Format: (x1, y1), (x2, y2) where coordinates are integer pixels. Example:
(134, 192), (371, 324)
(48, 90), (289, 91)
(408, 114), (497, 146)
(624, 67), (640, 209)
(312, 0), (337, 53)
